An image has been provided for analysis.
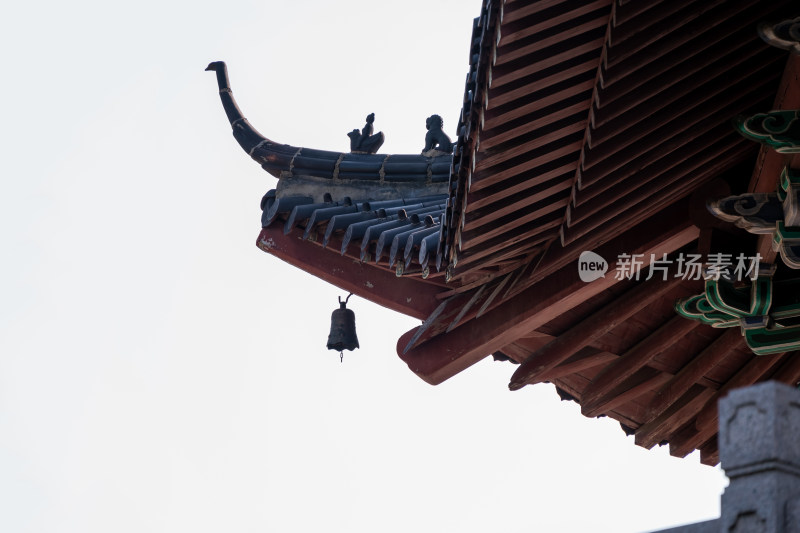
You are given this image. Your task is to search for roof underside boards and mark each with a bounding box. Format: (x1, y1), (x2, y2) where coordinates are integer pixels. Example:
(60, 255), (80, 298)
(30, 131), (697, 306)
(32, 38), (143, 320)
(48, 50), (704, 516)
(399, 0), (799, 465)
(442, 0), (792, 282)
(237, 0), (800, 464)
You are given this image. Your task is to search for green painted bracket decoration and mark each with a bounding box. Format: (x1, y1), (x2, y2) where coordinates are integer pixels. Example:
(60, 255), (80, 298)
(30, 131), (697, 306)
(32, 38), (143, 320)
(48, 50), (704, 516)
(735, 110), (800, 153)
(675, 269), (800, 355)
(709, 167), (800, 268)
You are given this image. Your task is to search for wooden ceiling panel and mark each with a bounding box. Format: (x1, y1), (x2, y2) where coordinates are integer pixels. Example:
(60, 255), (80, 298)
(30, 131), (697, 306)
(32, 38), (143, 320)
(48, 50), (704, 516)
(403, 0), (797, 462)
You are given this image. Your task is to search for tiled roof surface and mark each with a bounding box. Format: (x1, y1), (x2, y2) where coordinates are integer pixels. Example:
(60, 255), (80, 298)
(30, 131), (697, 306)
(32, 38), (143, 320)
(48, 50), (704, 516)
(262, 192), (449, 277)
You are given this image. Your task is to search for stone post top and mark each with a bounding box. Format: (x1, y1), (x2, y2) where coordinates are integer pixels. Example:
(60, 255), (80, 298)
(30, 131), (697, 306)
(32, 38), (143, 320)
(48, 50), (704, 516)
(719, 380), (800, 476)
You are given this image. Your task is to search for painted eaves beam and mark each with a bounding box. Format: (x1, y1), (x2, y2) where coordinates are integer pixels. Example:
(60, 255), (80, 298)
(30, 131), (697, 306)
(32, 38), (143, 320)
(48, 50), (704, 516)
(398, 216), (699, 385)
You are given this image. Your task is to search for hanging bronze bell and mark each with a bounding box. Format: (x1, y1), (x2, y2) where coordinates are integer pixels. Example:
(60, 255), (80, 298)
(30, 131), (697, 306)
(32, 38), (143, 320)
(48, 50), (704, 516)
(327, 294), (359, 355)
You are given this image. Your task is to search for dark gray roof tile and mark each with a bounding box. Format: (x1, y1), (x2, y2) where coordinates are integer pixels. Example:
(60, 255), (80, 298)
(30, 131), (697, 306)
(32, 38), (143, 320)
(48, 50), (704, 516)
(303, 204), (359, 239)
(262, 195), (313, 227)
(322, 211), (381, 247)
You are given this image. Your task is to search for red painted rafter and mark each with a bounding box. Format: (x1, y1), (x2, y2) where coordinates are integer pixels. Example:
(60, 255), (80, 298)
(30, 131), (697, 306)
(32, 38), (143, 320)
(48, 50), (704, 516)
(508, 273), (685, 390)
(580, 316), (700, 416)
(398, 216), (698, 385)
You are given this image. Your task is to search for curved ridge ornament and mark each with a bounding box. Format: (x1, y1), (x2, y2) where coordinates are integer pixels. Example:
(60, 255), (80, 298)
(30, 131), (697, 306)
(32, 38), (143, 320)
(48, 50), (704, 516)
(205, 61), (271, 157)
(759, 17), (800, 54)
(206, 61), (453, 190)
(348, 113), (385, 154)
(735, 110), (800, 153)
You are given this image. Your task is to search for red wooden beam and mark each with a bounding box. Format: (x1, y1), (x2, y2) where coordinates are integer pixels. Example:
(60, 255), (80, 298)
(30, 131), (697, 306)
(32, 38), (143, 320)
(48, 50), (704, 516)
(584, 371), (673, 418)
(644, 328), (744, 423)
(668, 352), (788, 458)
(256, 226), (441, 320)
(537, 348), (618, 382)
(694, 353), (797, 434)
(748, 53), (800, 260)
(634, 386), (715, 449)
(699, 438), (719, 466)
(580, 316), (700, 415)
(488, 200), (695, 307)
(508, 273), (684, 390)
(398, 218), (698, 385)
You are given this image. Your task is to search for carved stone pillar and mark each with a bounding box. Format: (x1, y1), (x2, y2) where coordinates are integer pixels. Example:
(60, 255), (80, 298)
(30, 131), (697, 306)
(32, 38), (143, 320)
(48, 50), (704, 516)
(651, 381), (800, 533)
(719, 381), (800, 532)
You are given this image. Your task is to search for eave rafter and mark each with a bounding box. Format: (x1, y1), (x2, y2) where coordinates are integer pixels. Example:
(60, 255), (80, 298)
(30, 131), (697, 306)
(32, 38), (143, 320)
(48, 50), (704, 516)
(399, 211), (699, 385)
(579, 316), (701, 416)
(507, 272), (686, 390)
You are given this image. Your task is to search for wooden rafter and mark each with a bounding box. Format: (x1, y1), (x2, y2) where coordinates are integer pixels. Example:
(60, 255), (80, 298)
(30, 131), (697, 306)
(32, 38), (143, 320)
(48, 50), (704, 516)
(635, 386), (716, 449)
(508, 273), (685, 390)
(580, 316), (700, 416)
(398, 216), (698, 385)
(583, 371), (674, 419)
(643, 329), (745, 423)
(668, 352), (790, 461)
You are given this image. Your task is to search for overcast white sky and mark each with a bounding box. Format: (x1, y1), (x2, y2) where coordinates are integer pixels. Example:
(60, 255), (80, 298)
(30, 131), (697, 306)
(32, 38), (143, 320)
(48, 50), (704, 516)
(1, 1), (727, 531)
